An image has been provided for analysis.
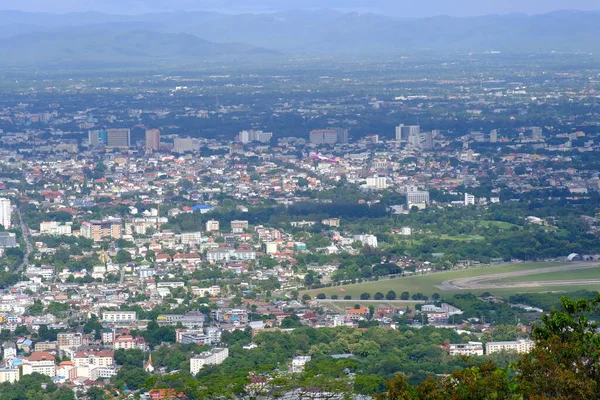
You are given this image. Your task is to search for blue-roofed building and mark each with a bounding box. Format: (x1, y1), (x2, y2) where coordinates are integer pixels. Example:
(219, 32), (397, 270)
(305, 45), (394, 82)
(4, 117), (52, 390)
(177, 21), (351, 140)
(191, 204), (214, 214)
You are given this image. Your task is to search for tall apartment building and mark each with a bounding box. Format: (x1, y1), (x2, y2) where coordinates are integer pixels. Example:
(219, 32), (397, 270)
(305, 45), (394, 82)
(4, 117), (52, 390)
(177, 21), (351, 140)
(206, 220), (220, 232)
(57, 332), (83, 349)
(106, 128), (131, 149)
(190, 348), (229, 375)
(89, 129), (108, 147)
(181, 232), (203, 245)
(365, 176), (388, 189)
(464, 193), (476, 206)
(81, 219), (122, 241)
(0, 198), (11, 229)
(309, 128), (348, 145)
(231, 220), (249, 233)
(395, 124), (420, 143)
(145, 129), (160, 151)
(173, 137), (201, 154)
(406, 190), (430, 207)
(238, 130), (273, 144)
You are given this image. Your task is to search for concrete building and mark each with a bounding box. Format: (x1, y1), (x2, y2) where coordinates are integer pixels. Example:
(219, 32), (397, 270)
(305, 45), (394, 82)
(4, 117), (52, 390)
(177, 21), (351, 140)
(291, 356), (312, 373)
(406, 190), (430, 208)
(486, 339), (534, 355)
(57, 332), (82, 349)
(448, 342), (484, 356)
(145, 129), (160, 151)
(101, 311), (136, 323)
(353, 234), (378, 248)
(238, 130), (273, 144)
(231, 220), (249, 233)
(181, 232), (203, 245)
(173, 137), (200, 153)
(0, 198), (11, 229)
(206, 220), (220, 232)
(190, 348), (229, 375)
(81, 219), (122, 241)
(395, 124), (420, 143)
(40, 221), (72, 235)
(0, 367), (19, 383)
(22, 352), (56, 377)
(365, 176), (388, 189)
(0, 232), (17, 248)
(310, 129), (338, 145)
(106, 128), (130, 149)
(464, 193), (476, 206)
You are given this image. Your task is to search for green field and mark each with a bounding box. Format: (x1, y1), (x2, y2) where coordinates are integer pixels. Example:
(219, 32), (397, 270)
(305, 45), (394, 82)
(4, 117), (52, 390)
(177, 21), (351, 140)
(473, 220), (519, 230)
(304, 262), (600, 299)
(490, 266), (600, 283)
(439, 234), (485, 241)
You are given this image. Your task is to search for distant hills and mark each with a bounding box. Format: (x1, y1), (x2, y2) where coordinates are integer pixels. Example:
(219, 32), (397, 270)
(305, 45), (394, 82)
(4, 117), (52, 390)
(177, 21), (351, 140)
(0, 28), (278, 65)
(1, 9), (600, 64)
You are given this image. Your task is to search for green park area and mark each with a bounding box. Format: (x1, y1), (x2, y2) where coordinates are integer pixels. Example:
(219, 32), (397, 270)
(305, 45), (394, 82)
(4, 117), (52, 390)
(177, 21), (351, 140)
(304, 262), (600, 299)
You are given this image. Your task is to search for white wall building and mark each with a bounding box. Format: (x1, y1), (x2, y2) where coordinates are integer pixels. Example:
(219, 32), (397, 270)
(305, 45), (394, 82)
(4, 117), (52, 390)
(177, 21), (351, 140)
(101, 311), (136, 323)
(464, 193), (476, 206)
(190, 348), (229, 375)
(449, 342), (484, 356)
(353, 234), (378, 248)
(0, 198), (12, 229)
(486, 339), (534, 355)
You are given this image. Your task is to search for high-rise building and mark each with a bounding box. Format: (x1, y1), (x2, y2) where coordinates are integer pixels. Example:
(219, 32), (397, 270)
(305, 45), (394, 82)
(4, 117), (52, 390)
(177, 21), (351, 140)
(0, 198), (11, 229)
(106, 129), (130, 149)
(81, 219), (123, 241)
(395, 125), (420, 143)
(464, 193), (476, 206)
(406, 190), (430, 207)
(490, 130), (498, 143)
(173, 137), (201, 154)
(531, 127), (543, 140)
(238, 130), (273, 144)
(336, 128), (349, 144)
(310, 130), (337, 145)
(145, 129), (160, 151)
(89, 130), (108, 147)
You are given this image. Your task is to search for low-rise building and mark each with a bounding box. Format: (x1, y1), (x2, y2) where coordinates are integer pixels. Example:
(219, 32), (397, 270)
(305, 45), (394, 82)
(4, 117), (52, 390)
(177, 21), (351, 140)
(485, 339), (534, 354)
(448, 342), (484, 356)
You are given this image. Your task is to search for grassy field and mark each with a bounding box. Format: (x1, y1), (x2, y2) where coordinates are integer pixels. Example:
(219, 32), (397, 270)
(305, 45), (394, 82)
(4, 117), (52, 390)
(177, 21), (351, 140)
(439, 234), (485, 241)
(473, 220), (519, 230)
(304, 262), (600, 299)
(490, 265), (600, 283)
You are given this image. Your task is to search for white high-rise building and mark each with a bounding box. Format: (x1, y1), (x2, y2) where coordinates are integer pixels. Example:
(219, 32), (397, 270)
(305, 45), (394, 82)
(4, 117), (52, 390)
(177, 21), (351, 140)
(0, 198), (12, 229)
(395, 125), (420, 143)
(464, 193), (476, 206)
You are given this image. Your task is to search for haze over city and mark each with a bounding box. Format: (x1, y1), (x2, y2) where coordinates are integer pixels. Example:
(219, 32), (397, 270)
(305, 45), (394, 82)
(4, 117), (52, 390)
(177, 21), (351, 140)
(0, 0), (600, 399)
(3, 0), (600, 16)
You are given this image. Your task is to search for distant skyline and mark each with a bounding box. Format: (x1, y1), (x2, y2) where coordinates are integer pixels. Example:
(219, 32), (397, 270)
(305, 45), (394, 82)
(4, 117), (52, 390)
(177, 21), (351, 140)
(2, 0), (600, 16)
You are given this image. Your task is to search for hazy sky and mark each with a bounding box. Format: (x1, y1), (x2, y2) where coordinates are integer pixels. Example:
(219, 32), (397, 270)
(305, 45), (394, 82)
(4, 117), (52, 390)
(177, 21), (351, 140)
(3, 0), (600, 16)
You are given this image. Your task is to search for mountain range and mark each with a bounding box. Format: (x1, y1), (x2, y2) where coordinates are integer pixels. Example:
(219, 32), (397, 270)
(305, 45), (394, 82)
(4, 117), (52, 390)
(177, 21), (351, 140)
(1, 9), (599, 65)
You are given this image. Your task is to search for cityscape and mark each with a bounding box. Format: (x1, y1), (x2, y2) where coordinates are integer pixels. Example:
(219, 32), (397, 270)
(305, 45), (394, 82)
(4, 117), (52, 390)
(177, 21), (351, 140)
(0, 2), (599, 400)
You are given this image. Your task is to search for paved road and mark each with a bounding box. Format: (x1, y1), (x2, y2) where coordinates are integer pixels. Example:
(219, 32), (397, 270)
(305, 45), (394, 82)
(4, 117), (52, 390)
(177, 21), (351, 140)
(437, 262), (599, 291)
(15, 206), (33, 273)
